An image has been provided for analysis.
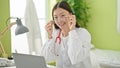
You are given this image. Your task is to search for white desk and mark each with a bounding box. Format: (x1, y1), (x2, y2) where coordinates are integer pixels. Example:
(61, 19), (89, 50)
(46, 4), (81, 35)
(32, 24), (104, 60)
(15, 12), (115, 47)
(3, 66), (15, 68)
(3, 65), (56, 68)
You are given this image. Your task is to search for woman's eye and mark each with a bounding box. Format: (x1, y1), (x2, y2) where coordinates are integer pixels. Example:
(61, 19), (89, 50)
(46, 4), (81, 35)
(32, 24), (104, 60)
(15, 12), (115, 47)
(54, 17), (57, 19)
(61, 15), (65, 17)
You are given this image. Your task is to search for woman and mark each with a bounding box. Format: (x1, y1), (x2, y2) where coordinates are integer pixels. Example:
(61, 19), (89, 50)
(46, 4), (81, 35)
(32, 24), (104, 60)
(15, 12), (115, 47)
(41, 1), (92, 68)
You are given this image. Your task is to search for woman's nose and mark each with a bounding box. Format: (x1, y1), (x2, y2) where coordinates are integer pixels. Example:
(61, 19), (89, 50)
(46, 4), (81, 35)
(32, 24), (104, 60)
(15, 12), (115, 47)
(57, 18), (61, 24)
(58, 17), (64, 24)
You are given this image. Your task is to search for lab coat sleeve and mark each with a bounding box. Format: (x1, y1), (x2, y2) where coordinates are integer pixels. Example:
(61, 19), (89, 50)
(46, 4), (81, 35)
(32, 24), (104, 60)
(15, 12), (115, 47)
(40, 38), (56, 63)
(67, 28), (91, 65)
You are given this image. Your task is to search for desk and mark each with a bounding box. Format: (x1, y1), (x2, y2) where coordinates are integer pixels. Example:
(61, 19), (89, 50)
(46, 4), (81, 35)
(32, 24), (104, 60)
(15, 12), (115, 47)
(3, 65), (56, 68)
(2, 66), (15, 68)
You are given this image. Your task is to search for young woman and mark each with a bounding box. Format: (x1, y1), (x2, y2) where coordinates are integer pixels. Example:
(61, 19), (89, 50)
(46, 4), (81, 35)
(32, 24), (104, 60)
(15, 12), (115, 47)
(41, 1), (92, 68)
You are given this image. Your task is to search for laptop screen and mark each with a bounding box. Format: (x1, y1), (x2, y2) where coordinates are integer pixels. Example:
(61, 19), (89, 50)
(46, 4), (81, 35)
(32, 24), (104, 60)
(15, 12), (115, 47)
(12, 53), (48, 68)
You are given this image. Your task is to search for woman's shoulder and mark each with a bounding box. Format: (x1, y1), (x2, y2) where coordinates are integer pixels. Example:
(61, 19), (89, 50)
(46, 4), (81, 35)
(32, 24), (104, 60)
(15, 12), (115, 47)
(76, 27), (91, 38)
(76, 28), (90, 33)
(69, 27), (91, 42)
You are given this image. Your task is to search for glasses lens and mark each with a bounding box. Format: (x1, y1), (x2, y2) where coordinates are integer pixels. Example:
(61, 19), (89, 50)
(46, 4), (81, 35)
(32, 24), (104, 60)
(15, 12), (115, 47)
(54, 16), (68, 24)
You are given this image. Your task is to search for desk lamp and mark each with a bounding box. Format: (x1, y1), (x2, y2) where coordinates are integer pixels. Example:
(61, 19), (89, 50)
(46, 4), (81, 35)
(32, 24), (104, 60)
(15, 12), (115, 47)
(0, 18), (29, 58)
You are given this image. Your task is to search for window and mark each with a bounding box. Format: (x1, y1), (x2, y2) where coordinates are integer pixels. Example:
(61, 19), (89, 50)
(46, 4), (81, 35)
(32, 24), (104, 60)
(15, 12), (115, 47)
(10, 0), (47, 54)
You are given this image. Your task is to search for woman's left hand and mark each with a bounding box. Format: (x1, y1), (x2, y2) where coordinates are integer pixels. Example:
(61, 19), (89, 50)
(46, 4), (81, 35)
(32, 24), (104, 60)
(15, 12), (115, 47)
(69, 15), (76, 30)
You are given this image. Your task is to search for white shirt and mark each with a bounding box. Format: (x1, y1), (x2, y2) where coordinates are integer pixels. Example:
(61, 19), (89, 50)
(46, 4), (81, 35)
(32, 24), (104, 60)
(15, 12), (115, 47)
(41, 28), (92, 68)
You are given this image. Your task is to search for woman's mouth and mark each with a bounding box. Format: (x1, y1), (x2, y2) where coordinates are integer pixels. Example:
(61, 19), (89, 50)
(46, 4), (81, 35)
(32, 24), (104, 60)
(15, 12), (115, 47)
(59, 22), (66, 27)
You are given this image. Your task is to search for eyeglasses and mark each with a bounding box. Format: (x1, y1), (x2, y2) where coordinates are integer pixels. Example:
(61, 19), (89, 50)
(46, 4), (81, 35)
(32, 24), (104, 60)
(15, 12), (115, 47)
(54, 15), (69, 24)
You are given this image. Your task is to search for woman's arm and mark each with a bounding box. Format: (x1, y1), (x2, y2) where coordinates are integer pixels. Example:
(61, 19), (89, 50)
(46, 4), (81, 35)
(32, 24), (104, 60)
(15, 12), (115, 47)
(41, 39), (56, 62)
(41, 30), (59, 63)
(67, 28), (91, 64)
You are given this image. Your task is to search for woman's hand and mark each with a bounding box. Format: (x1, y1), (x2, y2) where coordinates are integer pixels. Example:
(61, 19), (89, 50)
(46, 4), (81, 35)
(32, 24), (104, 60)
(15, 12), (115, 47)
(45, 20), (54, 39)
(68, 15), (76, 31)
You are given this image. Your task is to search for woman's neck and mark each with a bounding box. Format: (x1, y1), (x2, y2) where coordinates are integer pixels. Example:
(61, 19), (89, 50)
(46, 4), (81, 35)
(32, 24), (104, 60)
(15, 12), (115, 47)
(61, 28), (70, 37)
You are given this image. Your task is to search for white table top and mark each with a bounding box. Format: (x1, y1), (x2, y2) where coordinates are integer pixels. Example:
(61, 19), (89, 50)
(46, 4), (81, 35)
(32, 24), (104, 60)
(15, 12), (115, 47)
(1, 66), (15, 68)
(3, 65), (56, 68)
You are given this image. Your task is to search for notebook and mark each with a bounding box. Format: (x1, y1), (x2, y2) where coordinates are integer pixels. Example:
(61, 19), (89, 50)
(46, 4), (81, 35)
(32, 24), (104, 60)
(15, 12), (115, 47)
(12, 53), (48, 68)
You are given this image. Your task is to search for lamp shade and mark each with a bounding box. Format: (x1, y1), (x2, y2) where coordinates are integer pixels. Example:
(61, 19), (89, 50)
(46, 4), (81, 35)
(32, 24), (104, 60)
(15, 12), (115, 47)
(15, 18), (29, 35)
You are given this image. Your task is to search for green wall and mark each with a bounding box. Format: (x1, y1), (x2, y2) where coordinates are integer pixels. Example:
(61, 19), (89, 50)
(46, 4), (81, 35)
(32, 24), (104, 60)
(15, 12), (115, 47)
(87, 0), (120, 50)
(47, 0), (56, 21)
(0, 0), (11, 57)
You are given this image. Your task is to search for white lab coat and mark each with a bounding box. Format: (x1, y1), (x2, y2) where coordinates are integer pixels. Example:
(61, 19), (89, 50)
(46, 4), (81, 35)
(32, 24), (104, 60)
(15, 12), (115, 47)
(41, 28), (92, 68)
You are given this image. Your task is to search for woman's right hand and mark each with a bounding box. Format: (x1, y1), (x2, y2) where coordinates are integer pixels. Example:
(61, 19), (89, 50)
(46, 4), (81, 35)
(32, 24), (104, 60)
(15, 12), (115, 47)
(45, 20), (54, 39)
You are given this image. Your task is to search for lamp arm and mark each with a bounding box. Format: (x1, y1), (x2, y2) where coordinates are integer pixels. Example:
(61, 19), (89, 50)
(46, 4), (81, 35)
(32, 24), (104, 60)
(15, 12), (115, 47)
(0, 22), (16, 38)
(0, 41), (8, 58)
(0, 22), (16, 58)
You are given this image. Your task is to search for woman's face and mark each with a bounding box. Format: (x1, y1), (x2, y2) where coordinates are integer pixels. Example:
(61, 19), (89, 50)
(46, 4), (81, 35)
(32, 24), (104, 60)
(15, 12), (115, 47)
(53, 8), (71, 30)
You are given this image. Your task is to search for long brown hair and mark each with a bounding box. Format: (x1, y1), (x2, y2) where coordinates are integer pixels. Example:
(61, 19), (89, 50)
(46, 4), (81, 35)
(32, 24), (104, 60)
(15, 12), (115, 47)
(52, 1), (80, 29)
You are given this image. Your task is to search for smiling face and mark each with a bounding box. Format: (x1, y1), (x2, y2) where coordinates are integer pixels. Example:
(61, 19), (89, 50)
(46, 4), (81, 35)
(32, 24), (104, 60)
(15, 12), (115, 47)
(53, 8), (71, 30)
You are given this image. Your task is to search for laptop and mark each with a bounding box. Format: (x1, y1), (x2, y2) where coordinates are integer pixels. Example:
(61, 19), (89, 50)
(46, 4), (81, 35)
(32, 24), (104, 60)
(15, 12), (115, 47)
(12, 53), (48, 68)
